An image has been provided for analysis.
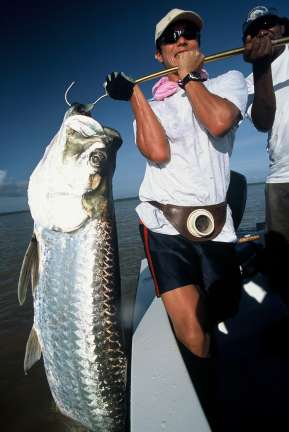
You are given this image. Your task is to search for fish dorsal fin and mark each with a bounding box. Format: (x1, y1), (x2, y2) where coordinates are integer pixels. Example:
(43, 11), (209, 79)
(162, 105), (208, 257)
(18, 233), (39, 305)
(24, 326), (42, 374)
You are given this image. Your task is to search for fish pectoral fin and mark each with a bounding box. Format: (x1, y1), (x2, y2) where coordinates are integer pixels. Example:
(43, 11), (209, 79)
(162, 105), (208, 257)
(18, 233), (39, 305)
(24, 326), (42, 374)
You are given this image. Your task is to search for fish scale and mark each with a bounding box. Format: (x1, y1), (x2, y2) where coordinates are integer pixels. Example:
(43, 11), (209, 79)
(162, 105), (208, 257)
(33, 219), (126, 431)
(18, 107), (127, 431)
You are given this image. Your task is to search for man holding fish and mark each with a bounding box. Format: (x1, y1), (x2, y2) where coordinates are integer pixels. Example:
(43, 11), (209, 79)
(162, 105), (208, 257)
(105, 7), (248, 428)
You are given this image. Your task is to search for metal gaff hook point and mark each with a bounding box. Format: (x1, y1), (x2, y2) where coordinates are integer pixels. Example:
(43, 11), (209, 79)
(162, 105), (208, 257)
(64, 81), (75, 106)
(64, 81), (107, 108)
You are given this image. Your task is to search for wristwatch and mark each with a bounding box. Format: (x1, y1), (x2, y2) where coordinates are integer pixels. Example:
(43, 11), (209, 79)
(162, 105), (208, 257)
(178, 71), (205, 89)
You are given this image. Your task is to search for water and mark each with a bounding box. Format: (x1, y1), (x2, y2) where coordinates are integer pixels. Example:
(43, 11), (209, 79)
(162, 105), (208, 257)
(0, 196), (28, 215)
(0, 184), (265, 431)
(237, 183), (265, 232)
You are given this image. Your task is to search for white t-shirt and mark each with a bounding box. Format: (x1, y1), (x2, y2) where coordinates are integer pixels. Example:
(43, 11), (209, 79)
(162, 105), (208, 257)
(135, 70), (248, 243)
(246, 44), (289, 183)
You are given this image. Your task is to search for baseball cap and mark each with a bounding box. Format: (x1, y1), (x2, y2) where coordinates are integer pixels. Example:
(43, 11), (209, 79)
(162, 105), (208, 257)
(155, 8), (204, 43)
(242, 5), (279, 36)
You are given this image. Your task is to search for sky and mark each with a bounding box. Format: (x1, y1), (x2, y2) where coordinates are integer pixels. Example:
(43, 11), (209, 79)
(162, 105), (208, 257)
(0, 0), (288, 199)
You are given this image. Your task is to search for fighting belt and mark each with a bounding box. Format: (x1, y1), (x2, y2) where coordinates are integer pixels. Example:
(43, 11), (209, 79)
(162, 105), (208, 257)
(149, 201), (227, 242)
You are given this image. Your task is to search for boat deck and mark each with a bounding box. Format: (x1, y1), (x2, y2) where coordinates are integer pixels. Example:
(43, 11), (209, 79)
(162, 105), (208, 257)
(132, 259), (289, 431)
(215, 272), (289, 431)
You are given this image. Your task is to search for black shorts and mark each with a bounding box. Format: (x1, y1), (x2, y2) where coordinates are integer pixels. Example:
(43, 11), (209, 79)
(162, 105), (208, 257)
(265, 182), (289, 242)
(265, 183), (289, 302)
(139, 223), (242, 324)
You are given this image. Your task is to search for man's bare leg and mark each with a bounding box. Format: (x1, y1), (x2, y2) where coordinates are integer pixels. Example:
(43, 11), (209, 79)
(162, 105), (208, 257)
(161, 284), (210, 357)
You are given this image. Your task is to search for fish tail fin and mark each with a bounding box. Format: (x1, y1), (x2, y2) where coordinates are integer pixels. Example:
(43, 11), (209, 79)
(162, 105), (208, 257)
(24, 326), (42, 374)
(18, 233), (39, 305)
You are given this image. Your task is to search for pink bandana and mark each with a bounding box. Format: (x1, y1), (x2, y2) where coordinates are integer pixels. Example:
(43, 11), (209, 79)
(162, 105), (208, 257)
(152, 69), (209, 101)
(152, 77), (180, 101)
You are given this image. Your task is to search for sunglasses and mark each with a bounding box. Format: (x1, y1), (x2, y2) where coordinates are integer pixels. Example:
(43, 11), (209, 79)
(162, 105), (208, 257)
(245, 15), (280, 38)
(159, 27), (200, 45)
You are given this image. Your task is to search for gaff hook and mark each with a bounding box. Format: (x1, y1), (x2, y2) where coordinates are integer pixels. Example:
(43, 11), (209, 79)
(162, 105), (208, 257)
(64, 35), (289, 105)
(64, 81), (107, 107)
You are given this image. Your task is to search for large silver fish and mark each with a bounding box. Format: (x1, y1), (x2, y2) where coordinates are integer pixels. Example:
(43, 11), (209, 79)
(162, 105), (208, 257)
(18, 104), (128, 431)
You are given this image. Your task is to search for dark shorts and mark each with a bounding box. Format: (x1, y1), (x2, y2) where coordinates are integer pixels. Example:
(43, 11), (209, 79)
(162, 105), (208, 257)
(139, 223), (242, 325)
(265, 182), (289, 242)
(265, 183), (289, 302)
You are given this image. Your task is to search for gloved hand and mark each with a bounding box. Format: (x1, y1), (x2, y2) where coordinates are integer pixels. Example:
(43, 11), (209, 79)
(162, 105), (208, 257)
(104, 72), (135, 101)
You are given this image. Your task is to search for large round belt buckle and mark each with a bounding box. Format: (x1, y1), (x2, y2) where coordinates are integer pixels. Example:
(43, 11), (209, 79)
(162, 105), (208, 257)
(186, 209), (215, 238)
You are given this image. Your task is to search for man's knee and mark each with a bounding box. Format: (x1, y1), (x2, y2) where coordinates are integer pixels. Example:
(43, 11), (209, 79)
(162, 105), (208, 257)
(174, 321), (208, 357)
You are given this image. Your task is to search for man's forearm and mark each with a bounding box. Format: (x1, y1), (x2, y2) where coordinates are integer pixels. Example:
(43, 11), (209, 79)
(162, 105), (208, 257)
(251, 63), (276, 132)
(131, 86), (170, 163)
(176, 49), (240, 137)
(184, 81), (241, 137)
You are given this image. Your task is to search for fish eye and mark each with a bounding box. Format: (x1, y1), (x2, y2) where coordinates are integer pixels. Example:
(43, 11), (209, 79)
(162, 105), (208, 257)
(89, 151), (107, 167)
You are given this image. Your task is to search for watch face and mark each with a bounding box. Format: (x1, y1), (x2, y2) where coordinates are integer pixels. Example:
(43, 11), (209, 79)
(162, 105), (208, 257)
(179, 71), (203, 89)
(190, 72), (201, 79)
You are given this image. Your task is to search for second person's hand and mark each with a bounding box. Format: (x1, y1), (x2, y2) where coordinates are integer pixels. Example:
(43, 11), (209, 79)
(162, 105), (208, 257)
(243, 34), (274, 65)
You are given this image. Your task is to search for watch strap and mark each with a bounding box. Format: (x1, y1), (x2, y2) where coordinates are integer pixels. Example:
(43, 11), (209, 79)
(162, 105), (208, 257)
(178, 72), (206, 89)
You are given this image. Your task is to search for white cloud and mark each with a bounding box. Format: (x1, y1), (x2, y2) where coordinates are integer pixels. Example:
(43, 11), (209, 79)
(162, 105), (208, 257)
(0, 170), (7, 185)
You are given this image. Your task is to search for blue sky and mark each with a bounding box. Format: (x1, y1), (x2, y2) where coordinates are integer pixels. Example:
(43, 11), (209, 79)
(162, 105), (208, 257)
(1, 0), (288, 199)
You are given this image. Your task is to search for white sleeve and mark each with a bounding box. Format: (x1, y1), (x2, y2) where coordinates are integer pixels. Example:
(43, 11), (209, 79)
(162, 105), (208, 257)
(207, 70), (248, 119)
(245, 72), (254, 120)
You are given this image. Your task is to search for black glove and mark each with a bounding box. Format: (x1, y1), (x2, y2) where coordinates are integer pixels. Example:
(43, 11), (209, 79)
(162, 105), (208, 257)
(104, 72), (135, 101)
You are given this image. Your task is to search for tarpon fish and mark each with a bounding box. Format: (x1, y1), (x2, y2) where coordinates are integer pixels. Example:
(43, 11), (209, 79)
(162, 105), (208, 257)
(18, 104), (128, 431)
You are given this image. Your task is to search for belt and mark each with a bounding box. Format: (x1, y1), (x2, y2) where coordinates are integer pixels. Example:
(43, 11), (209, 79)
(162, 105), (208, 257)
(148, 201), (227, 242)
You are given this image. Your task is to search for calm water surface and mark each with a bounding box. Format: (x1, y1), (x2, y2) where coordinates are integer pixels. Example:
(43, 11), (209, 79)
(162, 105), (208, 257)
(0, 185), (265, 431)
